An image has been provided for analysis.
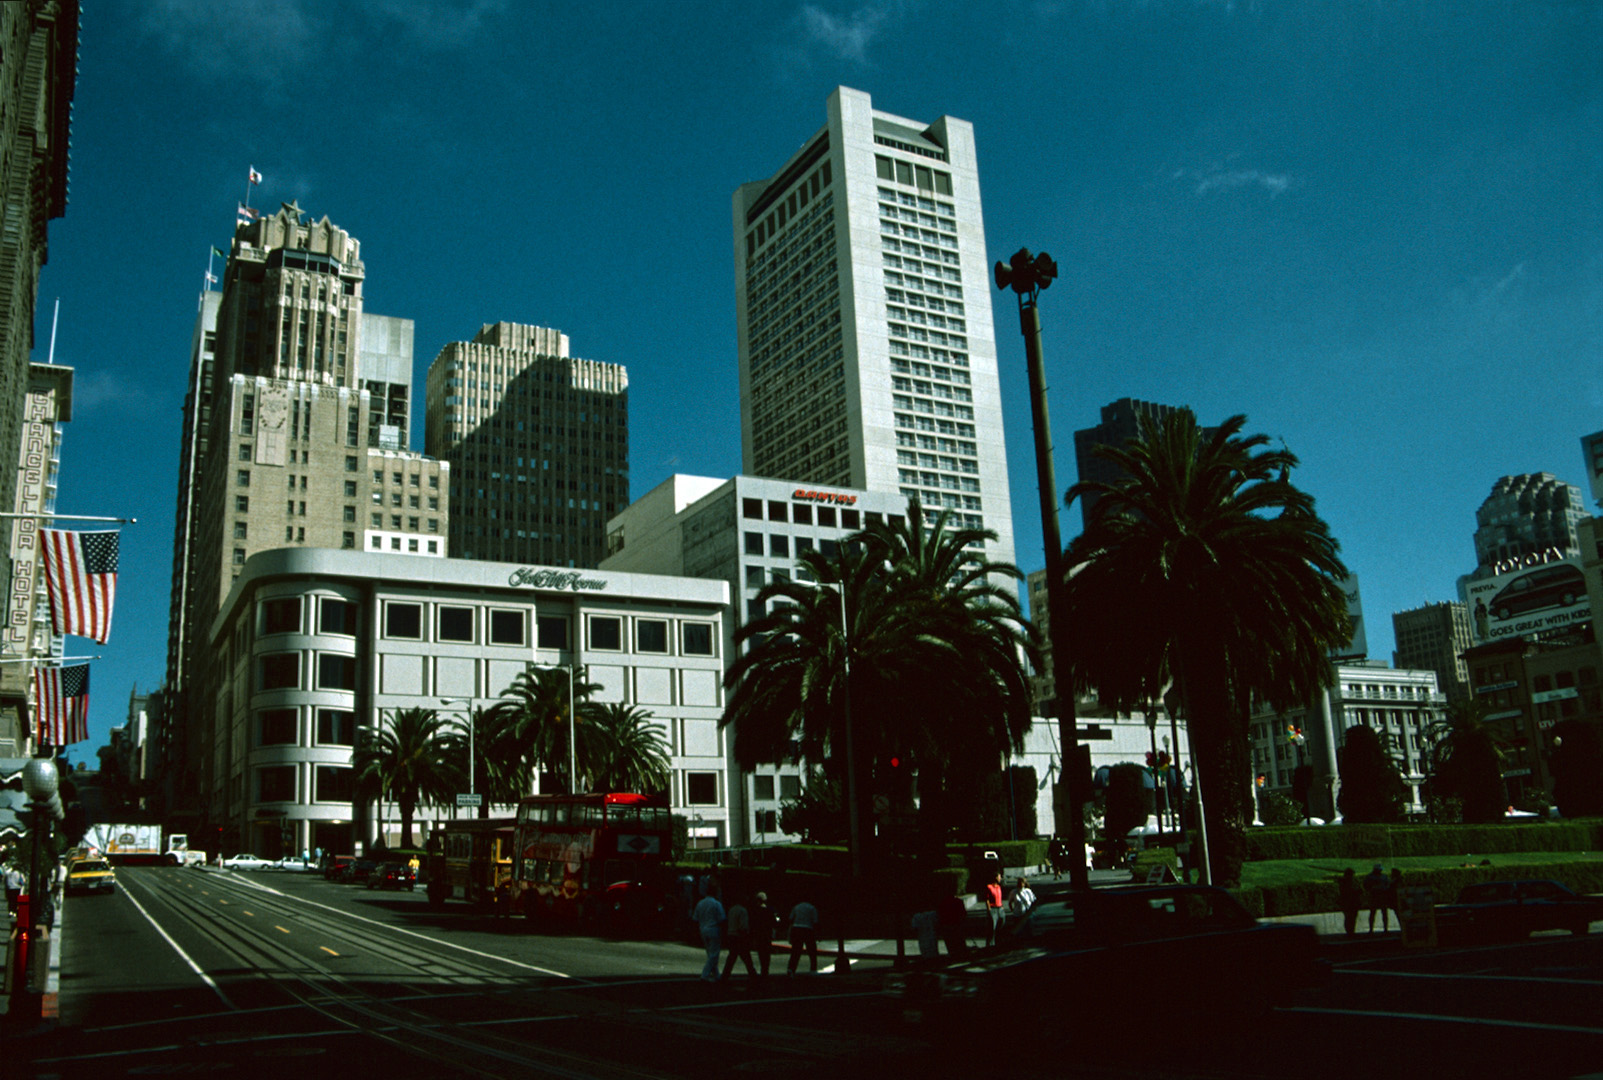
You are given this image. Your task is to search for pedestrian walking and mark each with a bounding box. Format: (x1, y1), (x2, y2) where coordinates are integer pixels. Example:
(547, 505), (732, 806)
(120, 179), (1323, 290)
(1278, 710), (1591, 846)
(983, 871), (1005, 946)
(786, 897), (820, 974)
(1338, 868), (1362, 937)
(1008, 876), (1036, 920)
(1364, 864), (1392, 932)
(722, 895), (756, 980)
(693, 888), (726, 982)
(752, 892), (777, 976)
(936, 891), (969, 957)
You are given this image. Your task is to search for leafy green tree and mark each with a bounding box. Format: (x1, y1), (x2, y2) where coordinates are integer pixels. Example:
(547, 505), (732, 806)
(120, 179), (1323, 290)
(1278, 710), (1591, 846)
(354, 707), (458, 847)
(1337, 724), (1406, 823)
(1549, 719), (1603, 818)
(1102, 762), (1155, 839)
(489, 664), (605, 794)
(723, 500), (1036, 857)
(588, 703), (672, 796)
(1062, 412), (1350, 886)
(1428, 696), (1508, 823)
(777, 775), (848, 845)
(441, 705), (529, 819)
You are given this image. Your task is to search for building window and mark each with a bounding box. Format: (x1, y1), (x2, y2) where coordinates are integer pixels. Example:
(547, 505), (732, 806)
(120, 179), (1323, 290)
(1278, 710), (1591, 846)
(341, 531), (355, 549)
(257, 652), (300, 691)
(319, 598), (358, 636)
(780, 774), (801, 800)
(258, 708), (298, 746)
(589, 615), (622, 651)
(346, 455), (358, 472)
(636, 619), (669, 653)
(818, 507), (837, 528)
(744, 531), (763, 556)
(686, 772), (718, 805)
(743, 498), (762, 519)
(233, 547), (247, 565)
(757, 810), (778, 833)
(489, 609), (525, 646)
(438, 606), (474, 643)
(236, 496), (249, 513)
(317, 653), (358, 691)
(537, 616), (568, 650)
(767, 500), (788, 522)
(238, 444), (251, 460)
(315, 765), (354, 803)
(261, 597), (301, 635)
(317, 708), (356, 746)
(683, 623), (714, 656)
(753, 775), (775, 801)
(234, 521), (248, 539)
(237, 469), (250, 487)
(745, 566), (765, 589)
(793, 504), (813, 526)
(385, 602), (423, 639)
(258, 766), (296, 802)
(842, 510), (860, 529)
(769, 534), (789, 558)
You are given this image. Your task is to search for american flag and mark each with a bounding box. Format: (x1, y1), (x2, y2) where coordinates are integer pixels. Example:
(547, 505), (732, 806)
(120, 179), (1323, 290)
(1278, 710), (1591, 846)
(40, 529), (118, 644)
(34, 663), (89, 747)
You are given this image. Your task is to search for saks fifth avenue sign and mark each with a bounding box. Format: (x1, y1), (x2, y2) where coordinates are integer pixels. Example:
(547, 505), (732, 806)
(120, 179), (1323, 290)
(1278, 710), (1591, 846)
(792, 488), (858, 506)
(508, 567), (609, 591)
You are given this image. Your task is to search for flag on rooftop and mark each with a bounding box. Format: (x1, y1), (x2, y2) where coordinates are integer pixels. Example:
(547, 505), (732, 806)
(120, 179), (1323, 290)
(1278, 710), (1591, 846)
(40, 528), (118, 644)
(237, 204), (259, 226)
(34, 662), (89, 747)
(212, 246), (227, 258)
(249, 166), (262, 185)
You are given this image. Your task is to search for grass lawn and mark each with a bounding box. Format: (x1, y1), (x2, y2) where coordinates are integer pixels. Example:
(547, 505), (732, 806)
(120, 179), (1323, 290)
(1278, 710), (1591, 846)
(1241, 849), (1603, 890)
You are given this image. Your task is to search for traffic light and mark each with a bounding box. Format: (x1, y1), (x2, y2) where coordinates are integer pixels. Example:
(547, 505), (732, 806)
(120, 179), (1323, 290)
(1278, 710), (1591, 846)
(1145, 751), (1155, 768)
(1155, 751), (1170, 771)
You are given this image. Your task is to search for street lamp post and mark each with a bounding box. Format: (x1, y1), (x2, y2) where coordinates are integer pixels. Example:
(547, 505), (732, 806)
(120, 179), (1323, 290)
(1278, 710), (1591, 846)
(994, 247), (1090, 891)
(439, 698), (475, 818)
(11, 754), (61, 1021)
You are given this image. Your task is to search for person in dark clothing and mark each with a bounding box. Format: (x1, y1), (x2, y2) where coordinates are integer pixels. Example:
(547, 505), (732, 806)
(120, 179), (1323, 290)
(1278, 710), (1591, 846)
(1338, 868), (1363, 936)
(936, 892), (969, 957)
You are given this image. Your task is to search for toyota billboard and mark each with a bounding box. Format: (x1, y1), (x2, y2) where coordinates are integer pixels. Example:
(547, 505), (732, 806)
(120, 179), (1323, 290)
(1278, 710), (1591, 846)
(1460, 556), (1591, 644)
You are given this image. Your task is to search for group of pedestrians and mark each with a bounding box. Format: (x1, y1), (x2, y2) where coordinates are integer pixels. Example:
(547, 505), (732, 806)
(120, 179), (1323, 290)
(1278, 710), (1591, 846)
(692, 887), (821, 983)
(1338, 864), (1405, 935)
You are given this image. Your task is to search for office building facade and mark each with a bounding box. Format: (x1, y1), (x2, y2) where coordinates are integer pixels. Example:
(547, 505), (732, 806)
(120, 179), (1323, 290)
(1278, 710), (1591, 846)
(601, 474), (911, 844)
(424, 322), (628, 568)
(732, 87), (1015, 570)
(1472, 473), (1584, 569)
(207, 548), (729, 857)
(1392, 601), (1473, 703)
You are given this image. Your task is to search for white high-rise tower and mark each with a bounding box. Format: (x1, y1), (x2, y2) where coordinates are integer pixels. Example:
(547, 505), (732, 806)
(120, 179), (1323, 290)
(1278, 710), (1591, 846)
(732, 87), (1015, 569)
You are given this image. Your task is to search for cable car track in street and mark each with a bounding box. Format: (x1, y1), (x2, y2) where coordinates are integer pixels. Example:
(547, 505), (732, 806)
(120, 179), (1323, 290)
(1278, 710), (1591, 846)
(104, 867), (676, 1079)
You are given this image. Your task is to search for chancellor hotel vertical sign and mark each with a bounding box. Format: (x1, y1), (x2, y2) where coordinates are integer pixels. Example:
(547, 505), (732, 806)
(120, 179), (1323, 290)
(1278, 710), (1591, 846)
(6, 386), (55, 656)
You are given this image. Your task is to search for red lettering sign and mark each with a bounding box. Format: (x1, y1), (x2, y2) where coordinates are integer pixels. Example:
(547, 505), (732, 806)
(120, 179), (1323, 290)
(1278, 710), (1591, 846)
(791, 489), (858, 506)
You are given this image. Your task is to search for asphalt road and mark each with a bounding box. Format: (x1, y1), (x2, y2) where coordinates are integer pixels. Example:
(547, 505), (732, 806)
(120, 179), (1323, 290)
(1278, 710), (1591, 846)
(8, 865), (1603, 1080)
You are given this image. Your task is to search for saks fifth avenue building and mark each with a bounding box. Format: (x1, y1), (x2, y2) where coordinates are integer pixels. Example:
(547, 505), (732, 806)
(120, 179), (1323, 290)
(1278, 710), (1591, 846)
(206, 548), (731, 858)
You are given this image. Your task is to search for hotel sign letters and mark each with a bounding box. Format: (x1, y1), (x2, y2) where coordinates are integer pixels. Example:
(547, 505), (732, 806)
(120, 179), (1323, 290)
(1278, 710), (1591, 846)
(792, 489), (857, 506)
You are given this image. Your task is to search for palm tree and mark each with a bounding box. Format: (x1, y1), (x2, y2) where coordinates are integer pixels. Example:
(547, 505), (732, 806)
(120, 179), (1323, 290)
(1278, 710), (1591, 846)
(723, 499), (1036, 855)
(489, 664), (605, 794)
(588, 703), (672, 796)
(1426, 695), (1508, 822)
(354, 707), (459, 848)
(1062, 411), (1350, 886)
(440, 705), (530, 819)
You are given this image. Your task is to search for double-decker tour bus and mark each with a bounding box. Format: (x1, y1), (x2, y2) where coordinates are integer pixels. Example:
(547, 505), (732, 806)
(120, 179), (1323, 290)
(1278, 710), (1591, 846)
(512, 792), (673, 930)
(425, 817), (516, 913)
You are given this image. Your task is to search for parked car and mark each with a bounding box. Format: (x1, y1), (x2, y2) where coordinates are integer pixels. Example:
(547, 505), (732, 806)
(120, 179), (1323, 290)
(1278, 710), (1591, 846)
(885, 886), (1327, 1041)
(322, 854), (355, 881)
(367, 862), (416, 891)
(338, 858), (379, 885)
(65, 858), (117, 895)
(221, 854), (278, 871)
(1435, 879), (1602, 941)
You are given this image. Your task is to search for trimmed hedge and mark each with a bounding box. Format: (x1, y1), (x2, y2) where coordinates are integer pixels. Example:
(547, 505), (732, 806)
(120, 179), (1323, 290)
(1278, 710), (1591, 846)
(1244, 820), (1603, 863)
(1232, 859), (1603, 919)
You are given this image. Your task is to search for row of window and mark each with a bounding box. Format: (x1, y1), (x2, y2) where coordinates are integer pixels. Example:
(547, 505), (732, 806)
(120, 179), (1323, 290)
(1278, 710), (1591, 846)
(741, 498), (877, 530)
(257, 764), (352, 804)
(258, 706), (357, 747)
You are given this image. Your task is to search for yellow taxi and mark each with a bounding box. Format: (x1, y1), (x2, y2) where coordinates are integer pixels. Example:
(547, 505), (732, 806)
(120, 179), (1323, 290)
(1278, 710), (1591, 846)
(66, 857), (117, 895)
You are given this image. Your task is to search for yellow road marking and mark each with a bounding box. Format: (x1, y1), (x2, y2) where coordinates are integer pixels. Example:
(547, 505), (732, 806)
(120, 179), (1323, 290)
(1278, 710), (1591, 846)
(320, 946), (339, 957)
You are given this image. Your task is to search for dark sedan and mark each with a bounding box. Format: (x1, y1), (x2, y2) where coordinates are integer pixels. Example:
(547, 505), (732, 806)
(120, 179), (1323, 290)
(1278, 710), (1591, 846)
(338, 858), (379, 885)
(1435, 879), (1601, 941)
(367, 862), (416, 891)
(885, 886), (1327, 1041)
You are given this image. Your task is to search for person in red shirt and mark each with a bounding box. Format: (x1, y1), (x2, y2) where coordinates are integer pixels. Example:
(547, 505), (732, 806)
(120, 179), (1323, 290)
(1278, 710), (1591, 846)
(984, 871), (1005, 946)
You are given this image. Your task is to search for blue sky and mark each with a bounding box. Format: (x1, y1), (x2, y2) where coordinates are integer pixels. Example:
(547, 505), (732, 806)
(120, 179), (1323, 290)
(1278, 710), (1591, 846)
(35, 1), (1602, 755)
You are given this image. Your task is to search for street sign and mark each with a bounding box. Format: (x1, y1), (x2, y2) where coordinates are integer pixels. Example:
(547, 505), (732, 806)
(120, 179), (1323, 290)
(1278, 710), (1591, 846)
(1079, 725), (1115, 741)
(456, 793), (482, 808)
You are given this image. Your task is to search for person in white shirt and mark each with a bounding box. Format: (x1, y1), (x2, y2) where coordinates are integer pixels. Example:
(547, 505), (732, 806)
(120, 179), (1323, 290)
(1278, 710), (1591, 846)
(787, 898), (820, 974)
(1009, 877), (1037, 919)
(693, 890), (726, 982)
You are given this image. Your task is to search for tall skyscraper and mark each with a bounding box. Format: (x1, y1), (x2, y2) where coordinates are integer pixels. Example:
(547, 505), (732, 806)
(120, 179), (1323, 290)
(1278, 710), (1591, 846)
(1392, 601), (1473, 702)
(732, 87), (1014, 569)
(1472, 473), (1584, 570)
(165, 203), (448, 843)
(1072, 399), (1202, 534)
(424, 322), (628, 568)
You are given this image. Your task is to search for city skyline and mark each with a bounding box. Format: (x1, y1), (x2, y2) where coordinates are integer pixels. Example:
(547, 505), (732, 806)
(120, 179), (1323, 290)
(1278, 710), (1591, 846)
(28, 1), (1603, 752)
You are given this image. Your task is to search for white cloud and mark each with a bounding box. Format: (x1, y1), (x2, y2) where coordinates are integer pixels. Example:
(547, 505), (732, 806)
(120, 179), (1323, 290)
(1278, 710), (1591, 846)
(135, 0), (317, 87)
(799, 2), (896, 64)
(1192, 167), (1290, 197)
(359, 0), (508, 50)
